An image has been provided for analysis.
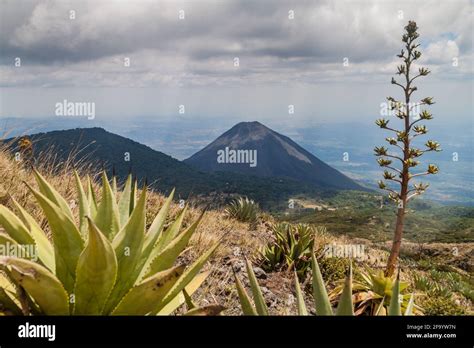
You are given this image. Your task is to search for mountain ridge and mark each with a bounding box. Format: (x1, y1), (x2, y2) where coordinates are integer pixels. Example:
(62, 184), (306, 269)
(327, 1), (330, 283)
(4, 127), (361, 208)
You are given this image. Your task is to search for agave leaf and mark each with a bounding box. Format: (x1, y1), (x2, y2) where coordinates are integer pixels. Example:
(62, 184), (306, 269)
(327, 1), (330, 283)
(311, 253), (333, 315)
(0, 273), (22, 315)
(144, 189), (175, 249)
(130, 179), (138, 214)
(0, 234), (32, 262)
(9, 197), (55, 272)
(86, 175), (98, 218)
(153, 241), (219, 314)
(139, 189), (175, 275)
(111, 175), (118, 197)
(375, 296), (387, 316)
(141, 212), (203, 279)
(404, 293), (415, 316)
(0, 205), (35, 246)
(0, 257), (69, 315)
(111, 265), (184, 315)
(388, 272), (402, 316)
(294, 272), (308, 316)
(94, 172), (121, 239)
(336, 262), (354, 316)
(245, 258), (268, 316)
(26, 185), (84, 294)
(117, 174), (133, 226)
(105, 188), (147, 313)
(183, 289), (196, 310)
(184, 304), (226, 316)
(156, 271), (209, 315)
(154, 205), (187, 253)
(33, 169), (74, 220)
(73, 218), (118, 315)
(74, 171), (90, 239)
(234, 270), (257, 316)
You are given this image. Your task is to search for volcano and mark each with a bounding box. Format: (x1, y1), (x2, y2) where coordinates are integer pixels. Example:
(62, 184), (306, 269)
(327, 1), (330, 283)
(184, 121), (364, 191)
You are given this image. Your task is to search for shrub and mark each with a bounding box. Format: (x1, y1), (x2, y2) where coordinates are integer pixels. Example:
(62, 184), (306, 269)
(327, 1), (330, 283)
(420, 296), (467, 316)
(0, 170), (220, 315)
(318, 256), (350, 284)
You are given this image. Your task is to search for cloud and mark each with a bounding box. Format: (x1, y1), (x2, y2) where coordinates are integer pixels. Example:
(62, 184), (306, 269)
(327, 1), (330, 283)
(0, 0), (472, 88)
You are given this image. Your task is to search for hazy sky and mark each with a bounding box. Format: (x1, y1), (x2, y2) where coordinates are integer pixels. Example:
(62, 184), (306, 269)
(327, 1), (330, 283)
(0, 0), (472, 124)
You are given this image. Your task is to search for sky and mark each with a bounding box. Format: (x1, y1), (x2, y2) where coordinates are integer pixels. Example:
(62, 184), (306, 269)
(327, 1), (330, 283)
(0, 0), (472, 126)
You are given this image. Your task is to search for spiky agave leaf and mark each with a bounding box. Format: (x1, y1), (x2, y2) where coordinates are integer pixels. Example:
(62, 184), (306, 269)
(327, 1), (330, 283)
(142, 212), (203, 278)
(105, 188), (147, 313)
(0, 272), (22, 315)
(234, 269), (258, 316)
(95, 172), (121, 239)
(311, 252), (333, 315)
(74, 170), (90, 239)
(335, 262), (354, 316)
(294, 271), (308, 316)
(73, 218), (118, 315)
(117, 174), (133, 226)
(0, 257), (69, 315)
(157, 271), (210, 315)
(112, 265), (185, 315)
(388, 272), (402, 316)
(26, 184), (84, 294)
(404, 293), (415, 316)
(8, 197), (55, 273)
(153, 241), (220, 314)
(244, 258), (268, 316)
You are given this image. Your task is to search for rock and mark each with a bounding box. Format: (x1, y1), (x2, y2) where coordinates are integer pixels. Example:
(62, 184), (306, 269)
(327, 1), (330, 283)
(253, 267), (267, 279)
(232, 260), (245, 273)
(232, 247), (241, 257)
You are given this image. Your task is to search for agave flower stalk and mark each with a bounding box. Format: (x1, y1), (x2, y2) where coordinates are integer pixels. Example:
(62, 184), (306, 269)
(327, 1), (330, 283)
(374, 21), (440, 276)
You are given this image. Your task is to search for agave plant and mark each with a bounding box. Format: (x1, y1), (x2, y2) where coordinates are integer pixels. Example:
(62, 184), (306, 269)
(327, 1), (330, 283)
(331, 267), (416, 315)
(235, 253), (414, 316)
(0, 169), (220, 315)
(225, 197), (259, 224)
(260, 223), (318, 277)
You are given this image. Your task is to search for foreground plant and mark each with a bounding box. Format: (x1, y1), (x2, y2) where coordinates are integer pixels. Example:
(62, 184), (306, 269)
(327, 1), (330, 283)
(0, 170), (220, 315)
(333, 267), (416, 315)
(235, 254), (414, 316)
(375, 21), (440, 276)
(260, 223), (319, 277)
(225, 197), (259, 224)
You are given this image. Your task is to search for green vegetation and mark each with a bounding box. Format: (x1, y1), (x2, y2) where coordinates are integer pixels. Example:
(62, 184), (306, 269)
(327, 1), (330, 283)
(235, 256), (414, 316)
(225, 197), (259, 224)
(281, 191), (474, 243)
(420, 296), (467, 316)
(318, 256), (351, 284)
(349, 268), (415, 315)
(0, 170), (219, 315)
(260, 223), (322, 277)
